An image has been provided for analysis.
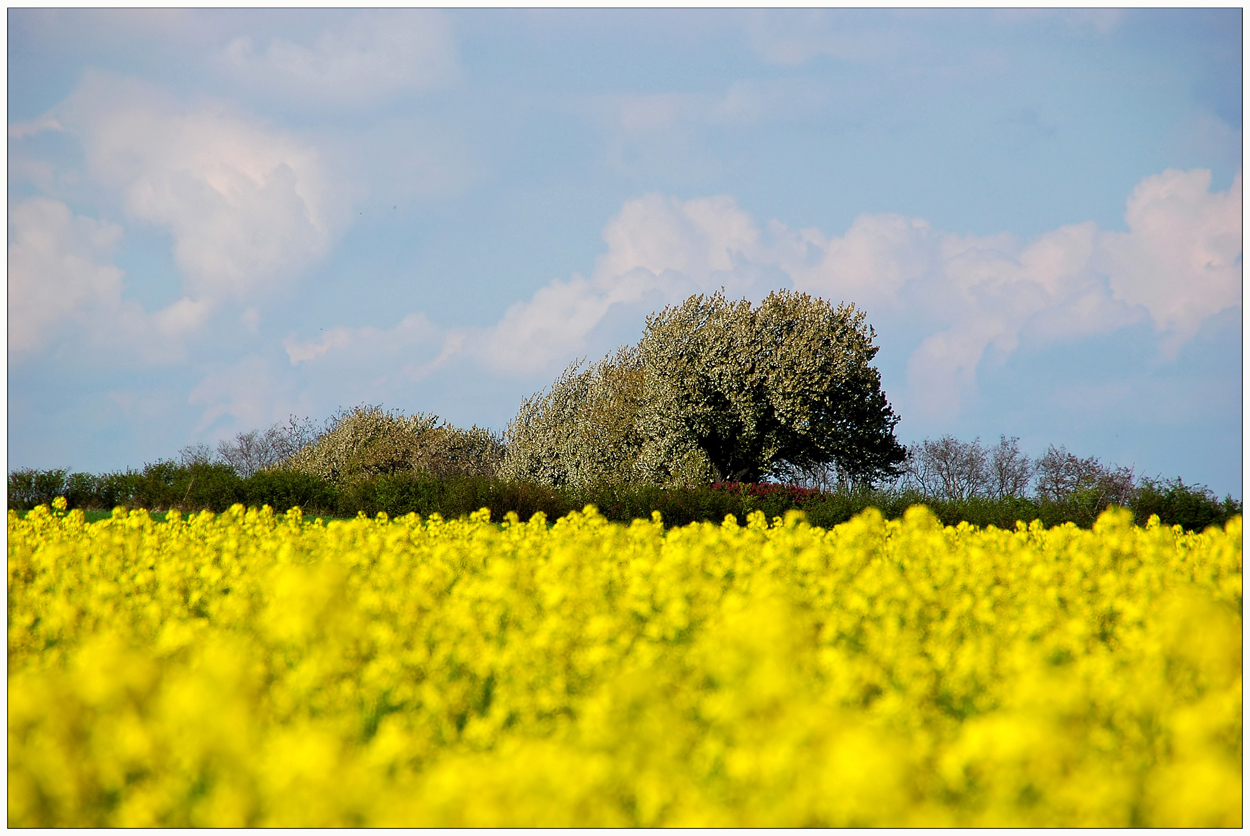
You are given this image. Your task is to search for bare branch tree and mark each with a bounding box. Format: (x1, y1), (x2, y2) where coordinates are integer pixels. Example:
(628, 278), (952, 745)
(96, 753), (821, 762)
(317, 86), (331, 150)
(1034, 444), (1136, 522)
(908, 435), (990, 501)
(214, 415), (321, 478)
(988, 435), (1033, 500)
(177, 443), (217, 467)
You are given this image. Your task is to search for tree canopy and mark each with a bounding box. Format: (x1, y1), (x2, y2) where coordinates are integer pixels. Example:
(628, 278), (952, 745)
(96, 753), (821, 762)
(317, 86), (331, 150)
(501, 290), (907, 488)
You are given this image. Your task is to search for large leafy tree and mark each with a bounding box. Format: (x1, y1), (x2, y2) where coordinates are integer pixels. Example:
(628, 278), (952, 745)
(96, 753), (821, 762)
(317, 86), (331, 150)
(635, 289), (905, 485)
(502, 290), (906, 488)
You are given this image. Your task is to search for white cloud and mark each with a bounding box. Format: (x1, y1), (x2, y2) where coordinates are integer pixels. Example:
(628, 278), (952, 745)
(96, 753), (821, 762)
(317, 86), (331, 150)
(8, 113), (63, 140)
(56, 71), (346, 308)
(221, 10), (459, 107)
(152, 297), (214, 339)
(283, 326), (358, 366)
(784, 213), (1157, 417)
(596, 194), (760, 284)
(188, 354), (294, 436)
(472, 168), (1238, 416)
(7, 197), (212, 363)
(780, 213), (941, 312)
(477, 193), (777, 374)
(282, 313), (457, 382)
(288, 167), (1240, 422)
(1096, 168), (1242, 355)
(8, 198), (126, 356)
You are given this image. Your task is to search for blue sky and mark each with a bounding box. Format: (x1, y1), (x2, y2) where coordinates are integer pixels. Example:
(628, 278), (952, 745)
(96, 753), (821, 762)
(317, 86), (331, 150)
(7, 8), (1244, 498)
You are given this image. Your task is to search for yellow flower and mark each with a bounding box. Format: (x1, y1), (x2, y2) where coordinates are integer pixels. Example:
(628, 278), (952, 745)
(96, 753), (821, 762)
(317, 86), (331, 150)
(7, 503), (1241, 827)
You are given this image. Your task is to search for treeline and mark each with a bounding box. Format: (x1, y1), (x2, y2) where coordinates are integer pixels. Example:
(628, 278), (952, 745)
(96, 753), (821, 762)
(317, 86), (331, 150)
(8, 410), (1239, 533)
(10, 292), (1240, 532)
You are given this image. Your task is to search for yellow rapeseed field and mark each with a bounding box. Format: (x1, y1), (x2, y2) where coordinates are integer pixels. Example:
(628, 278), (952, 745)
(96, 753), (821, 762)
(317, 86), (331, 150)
(8, 498), (1242, 827)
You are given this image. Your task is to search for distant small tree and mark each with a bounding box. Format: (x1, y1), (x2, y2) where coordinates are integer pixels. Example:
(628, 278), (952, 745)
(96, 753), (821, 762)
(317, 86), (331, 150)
(196, 415), (321, 478)
(1034, 444), (1136, 524)
(177, 443), (216, 468)
(988, 435), (1034, 500)
(282, 405), (442, 483)
(281, 404), (503, 485)
(905, 435), (990, 502)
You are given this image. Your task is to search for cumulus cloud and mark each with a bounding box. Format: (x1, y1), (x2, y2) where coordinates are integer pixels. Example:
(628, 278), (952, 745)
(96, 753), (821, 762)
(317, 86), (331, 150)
(477, 193), (778, 374)
(785, 216), (1150, 417)
(188, 354), (290, 436)
(280, 313), (465, 404)
(596, 193), (761, 283)
(288, 167), (1239, 422)
(8, 198), (126, 356)
(9, 70), (349, 365)
(466, 167), (1239, 416)
(777, 171), (1240, 415)
(221, 10), (459, 107)
(7, 197), (209, 362)
(1096, 168), (1241, 355)
(55, 71), (346, 311)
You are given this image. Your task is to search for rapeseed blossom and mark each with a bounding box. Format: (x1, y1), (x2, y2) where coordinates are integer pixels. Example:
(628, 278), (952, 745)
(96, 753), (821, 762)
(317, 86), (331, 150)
(8, 501), (1241, 826)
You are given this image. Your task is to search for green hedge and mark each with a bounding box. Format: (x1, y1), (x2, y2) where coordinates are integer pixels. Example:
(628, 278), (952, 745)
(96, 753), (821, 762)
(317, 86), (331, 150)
(7, 465), (1241, 533)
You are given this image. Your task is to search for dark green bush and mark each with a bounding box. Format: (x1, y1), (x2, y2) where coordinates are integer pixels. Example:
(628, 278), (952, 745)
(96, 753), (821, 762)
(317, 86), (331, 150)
(119, 460), (242, 512)
(64, 472), (103, 510)
(8, 468), (69, 510)
(94, 470), (142, 510)
(9, 465), (1242, 533)
(488, 478), (576, 523)
(333, 473), (575, 522)
(1133, 477), (1242, 532)
(240, 470), (338, 517)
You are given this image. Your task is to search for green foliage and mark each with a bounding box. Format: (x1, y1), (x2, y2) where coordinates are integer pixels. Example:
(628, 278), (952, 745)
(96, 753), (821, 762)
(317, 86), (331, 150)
(125, 460), (244, 511)
(1134, 477), (1243, 532)
(500, 347), (657, 488)
(637, 289), (906, 485)
(334, 473), (570, 521)
(8, 468), (70, 510)
(7, 465), (1241, 534)
(281, 404), (503, 484)
(503, 289), (906, 490)
(240, 470), (339, 516)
